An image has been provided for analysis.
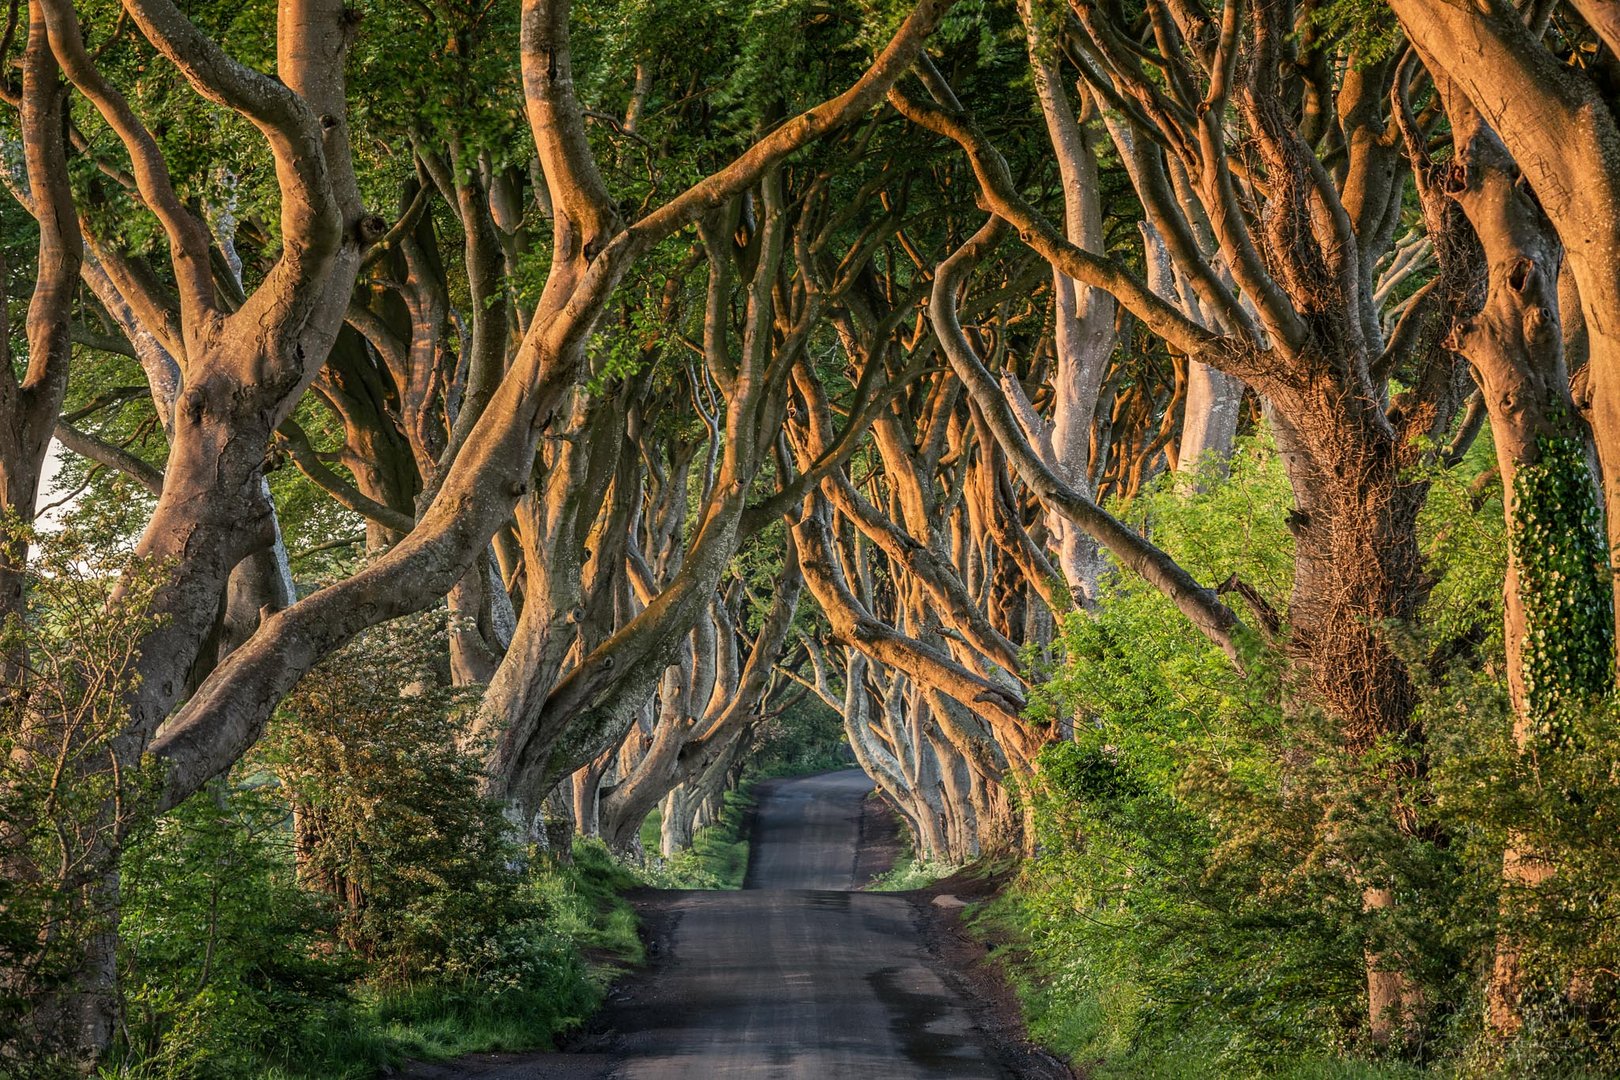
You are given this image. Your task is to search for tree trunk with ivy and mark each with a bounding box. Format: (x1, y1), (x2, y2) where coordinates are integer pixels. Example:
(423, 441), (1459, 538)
(1388, 0), (1620, 636)
(1436, 77), (1615, 1035)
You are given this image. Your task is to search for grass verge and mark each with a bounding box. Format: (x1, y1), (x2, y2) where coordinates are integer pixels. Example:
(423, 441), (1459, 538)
(637, 786), (755, 890)
(965, 882), (1426, 1080)
(865, 845), (959, 891)
(100, 839), (645, 1080)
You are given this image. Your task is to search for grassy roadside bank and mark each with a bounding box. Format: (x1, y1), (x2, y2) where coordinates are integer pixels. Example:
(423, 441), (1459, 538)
(963, 882), (1432, 1080)
(866, 847), (960, 892)
(257, 776), (773, 1080)
(865, 836), (1423, 1080)
(864, 838), (1416, 1080)
(117, 840), (649, 1080)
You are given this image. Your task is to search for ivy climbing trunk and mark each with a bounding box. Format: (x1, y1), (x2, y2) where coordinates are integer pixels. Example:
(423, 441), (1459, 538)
(1436, 79), (1616, 1035)
(1387, 0), (1620, 645)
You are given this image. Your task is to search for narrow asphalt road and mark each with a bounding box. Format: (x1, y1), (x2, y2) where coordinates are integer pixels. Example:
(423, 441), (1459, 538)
(605, 769), (1012, 1078)
(404, 770), (1017, 1079)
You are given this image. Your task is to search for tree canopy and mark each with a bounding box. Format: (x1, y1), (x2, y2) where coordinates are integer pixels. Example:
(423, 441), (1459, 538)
(6, 0), (1620, 1075)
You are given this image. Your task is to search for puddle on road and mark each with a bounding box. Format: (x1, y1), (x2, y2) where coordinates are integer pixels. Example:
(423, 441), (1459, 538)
(866, 965), (1001, 1076)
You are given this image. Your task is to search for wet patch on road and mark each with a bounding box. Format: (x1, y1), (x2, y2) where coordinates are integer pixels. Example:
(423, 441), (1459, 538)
(866, 964), (1014, 1078)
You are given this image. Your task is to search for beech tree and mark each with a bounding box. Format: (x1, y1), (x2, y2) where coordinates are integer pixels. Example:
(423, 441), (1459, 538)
(0, 0), (955, 1060)
(0, 5), (78, 639)
(885, 0), (1487, 1039)
(1387, 1), (1620, 593)
(1382, 2), (1619, 1035)
(9, 0), (1620, 1069)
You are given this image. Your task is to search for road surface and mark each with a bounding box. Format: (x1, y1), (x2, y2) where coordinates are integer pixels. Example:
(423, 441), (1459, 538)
(407, 769), (1017, 1079)
(605, 769), (1011, 1078)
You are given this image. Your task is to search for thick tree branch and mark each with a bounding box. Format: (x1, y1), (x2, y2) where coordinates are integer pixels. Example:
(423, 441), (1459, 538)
(929, 215), (1244, 663)
(889, 79), (1241, 373)
(52, 422), (164, 495)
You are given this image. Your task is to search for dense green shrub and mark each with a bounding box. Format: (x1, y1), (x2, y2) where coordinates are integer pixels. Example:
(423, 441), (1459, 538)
(262, 618), (537, 991)
(117, 783), (348, 1079)
(107, 622), (640, 1080)
(995, 435), (1620, 1076)
(0, 532), (165, 1074)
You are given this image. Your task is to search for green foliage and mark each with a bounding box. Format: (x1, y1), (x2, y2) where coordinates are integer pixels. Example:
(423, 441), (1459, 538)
(112, 798), (639, 1079)
(0, 529), (164, 1069)
(107, 622), (644, 1079)
(1412, 432), (1507, 664)
(1508, 435), (1613, 742)
(1424, 693), (1620, 1077)
(263, 617), (528, 990)
(1303, 0), (1405, 66)
(866, 850), (958, 892)
(1007, 442), (1374, 1073)
(992, 433), (1620, 1076)
(533, 839), (646, 968)
(116, 784), (347, 1079)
